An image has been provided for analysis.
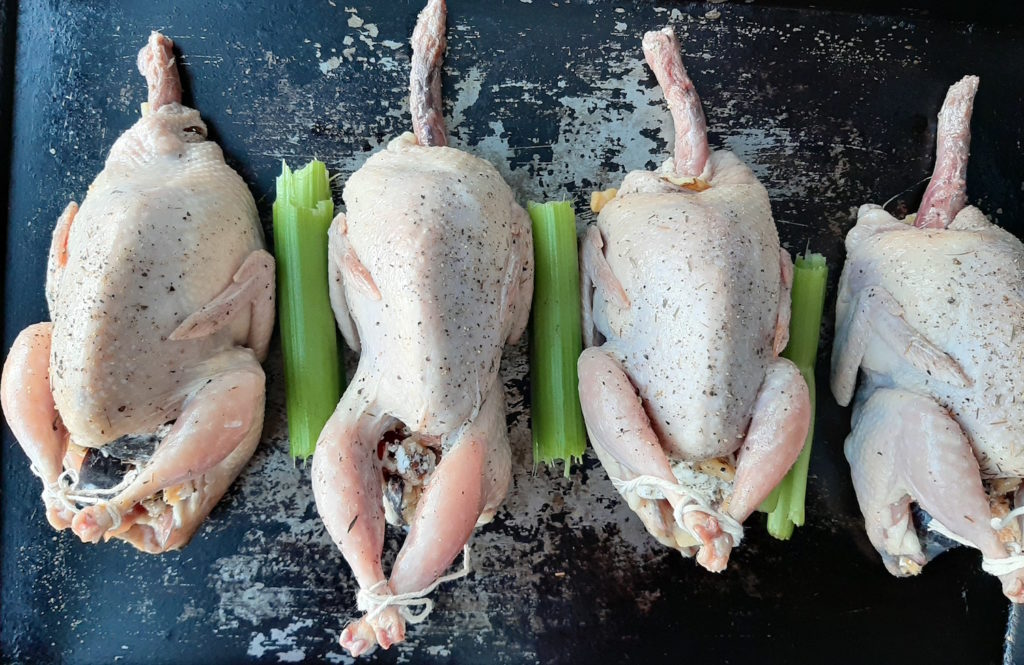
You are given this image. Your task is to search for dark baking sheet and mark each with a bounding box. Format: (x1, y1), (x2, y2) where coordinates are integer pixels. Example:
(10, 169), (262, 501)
(2, 1), (1023, 663)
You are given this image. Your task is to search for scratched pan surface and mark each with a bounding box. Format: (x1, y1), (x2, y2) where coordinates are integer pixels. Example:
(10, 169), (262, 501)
(2, 1), (1024, 663)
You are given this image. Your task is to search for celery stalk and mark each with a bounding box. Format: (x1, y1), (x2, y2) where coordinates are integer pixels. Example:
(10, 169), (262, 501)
(764, 252), (828, 540)
(528, 200), (587, 475)
(274, 160), (343, 460)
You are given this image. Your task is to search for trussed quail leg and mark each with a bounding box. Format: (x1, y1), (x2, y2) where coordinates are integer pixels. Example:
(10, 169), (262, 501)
(721, 251), (808, 525)
(71, 351), (266, 544)
(846, 389), (1024, 602)
(1, 323), (73, 530)
(2, 324), (66, 485)
(727, 358), (810, 523)
(312, 378), (394, 656)
(69, 243), (274, 546)
(385, 384), (506, 645)
(577, 348), (730, 567)
(596, 446), (694, 552)
(845, 391), (927, 577)
(328, 383), (509, 656)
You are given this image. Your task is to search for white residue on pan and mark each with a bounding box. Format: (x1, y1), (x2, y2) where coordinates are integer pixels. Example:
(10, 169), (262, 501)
(319, 56), (343, 74)
(247, 618), (314, 662)
(449, 65), (484, 133)
(444, 53), (674, 209)
(318, 6), (385, 69)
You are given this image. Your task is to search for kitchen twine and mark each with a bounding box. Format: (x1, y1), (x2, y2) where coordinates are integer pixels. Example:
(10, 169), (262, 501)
(356, 545), (472, 624)
(611, 475), (744, 547)
(30, 464), (127, 532)
(927, 513), (1024, 577)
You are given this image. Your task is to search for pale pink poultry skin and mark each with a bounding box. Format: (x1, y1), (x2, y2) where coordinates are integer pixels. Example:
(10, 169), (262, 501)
(833, 76), (1024, 602)
(310, 0), (532, 655)
(578, 27), (810, 572)
(0, 33), (274, 553)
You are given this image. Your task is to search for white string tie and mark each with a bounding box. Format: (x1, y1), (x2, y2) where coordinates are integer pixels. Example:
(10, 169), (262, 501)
(356, 545), (472, 624)
(611, 475), (744, 547)
(100, 500), (123, 532)
(927, 517), (1024, 577)
(30, 464), (131, 533)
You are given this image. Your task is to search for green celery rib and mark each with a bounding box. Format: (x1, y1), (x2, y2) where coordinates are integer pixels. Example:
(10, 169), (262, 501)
(527, 200), (587, 476)
(765, 252), (828, 540)
(273, 160), (344, 460)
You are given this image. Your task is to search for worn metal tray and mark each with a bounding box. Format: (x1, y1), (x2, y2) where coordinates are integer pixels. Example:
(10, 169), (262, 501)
(2, 1), (1023, 663)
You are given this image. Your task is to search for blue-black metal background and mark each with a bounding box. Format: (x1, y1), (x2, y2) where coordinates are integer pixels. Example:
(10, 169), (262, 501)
(2, 1), (1024, 663)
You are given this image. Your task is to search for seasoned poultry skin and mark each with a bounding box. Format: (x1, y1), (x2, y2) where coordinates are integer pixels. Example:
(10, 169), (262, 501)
(311, 0), (532, 656)
(579, 27), (810, 572)
(834, 76), (1024, 602)
(1, 32), (274, 553)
